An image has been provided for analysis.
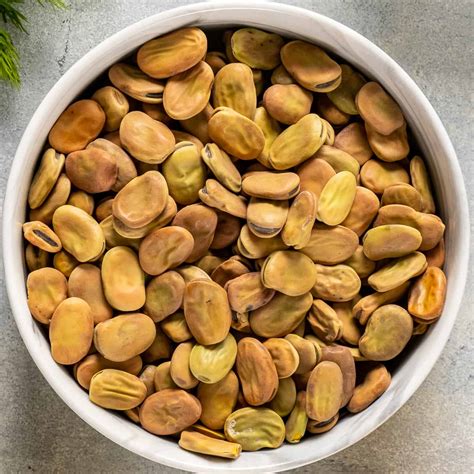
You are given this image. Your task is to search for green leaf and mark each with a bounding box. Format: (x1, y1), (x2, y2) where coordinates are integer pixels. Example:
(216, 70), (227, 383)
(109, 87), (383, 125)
(0, 0), (28, 32)
(0, 29), (20, 87)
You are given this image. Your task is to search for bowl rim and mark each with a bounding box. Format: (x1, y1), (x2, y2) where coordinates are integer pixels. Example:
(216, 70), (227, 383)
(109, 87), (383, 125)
(2, 1), (470, 472)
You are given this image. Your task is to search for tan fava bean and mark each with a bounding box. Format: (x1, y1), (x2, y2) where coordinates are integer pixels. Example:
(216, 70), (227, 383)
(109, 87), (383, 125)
(341, 186), (380, 236)
(360, 159), (410, 194)
(269, 114), (325, 170)
(381, 183), (423, 211)
(161, 311), (192, 343)
(327, 64), (366, 115)
(199, 179), (247, 219)
(254, 106), (281, 168)
(49, 100), (105, 154)
(347, 363), (391, 413)
(139, 226), (194, 275)
(27, 267), (67, 324)
(177, 265), (212, 284)
(180, 103), (213, 144)
(213, 63), (256, 119)
(28, 148), (65, 209)
(312, 264), (361, 302)
(172, 129), (204, 152)
(225, 272), (275, 313)
(308, 299), (343, 343)
(139, 388), (202, 435)
(424, 238), (445, 268)
(120, 111), (175, 164)
(154, 361), (178, 391)
(242, 172), (300, 200)
(344, 245), (376, 279)
(359, 304), (413, 360)
(281, 40), (342, 92)
(89, 369), (147, 410)
(52, 205), (105, 262)
(333, 301), (363, 345)
(271, 64), (295, 85)
(313, 145), (360, 177)
(100, 216), (141, 250)
(67, 191), (94, 215)
(408, 266), (447, 322)
(139, 365), (157, 397)
(368, 251), (427, 292)
(190, 334), (237, 384)
(262, 250), (317, 297)
(285, 334), (318, 375)
(208, 107), (265, 160)
(101, 246), (145, 311)
(179, 430), (242, 459)
(201, 143), (242, 193)
(247, 198), (288, 239)
(184, 279), (232, 345)
(270, 377), (297, 417)
(94, 313), (156, 362)
(334, 122), (372, 166)
(231, 28), (284, 70)
(95, 198), (114, 222)
(363, 224), (422, 260)
(137, 27), (207, 79)
(68, 264), (113, 324)
(23, 221), (62, 253)
(410, 155), (436, 213)
(316, 94), (351, 126)
(144, 271), (185, 322)
(237, 224), (287, 259)
(65, 148), (117, 194)
(172, 204), (218, 262)
(366, 122), (409, 162)
(170, 342), (199, 389)
(25, 244), (49, 272)
(306, 361), (343, 422)
(142, 325), (172, 363)
(163, 61), (214, 120)
(263, 338), (299, 379)
(50, 297), (93, 365)
(236, 337), (279, 406)
(306, 413), (339, 434)
(297, 157), (335, 199)
(92, 86), (129, 131)
(281, 191), (317, 249)
(263, 84), (313, 125)
(250, 292), (313, 338)
(109, 63), (165, 103)
(205, 51), (227, 74)
(285, 391), (308, 444)
(356, 82), (405, 136)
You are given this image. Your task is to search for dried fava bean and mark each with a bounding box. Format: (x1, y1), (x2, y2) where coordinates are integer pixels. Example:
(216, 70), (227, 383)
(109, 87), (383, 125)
(139, 388), (202, 435)
(23, 221), (62, 253)
(120, 111), (175, 164)
(333, 301), (362, 345)
(172, 129), (204, 152)
(410, 155), (436, 213)
(164, 61), (214, 120)
(201, 143), (242, 193)
(139, 226), (194, 276)
(170, 342), (199, 389)
(312, 264), (361, 302)
(321, 118), (335, 145)
(242, 172), (300, 200)
(180, 103), (213, 144)
(52, 205), (105, 262)
(316, 94), (350, 126)
(225, 272), (275, 313)
(285, 334), (318, 375)
(95, 198), (114, 222)
(142, 102), (174, 124)
(197, 255), (225, 275)
(137, 27), (207, 79)
(269, 114), (325, 170)
(368, 251), (427, 292)
(262, 250), (317, 296)
(205, 51), (227, 74)
(208, 107), (265, 160)
(231, 28), (284, 70)
(360, 159), (410, 194)
(161, 311), (192, 343)
(142, 326), (172, 363)
(250, 292), (313, 338)
(297, 157), (335, 199)
(91, 86), (129, 131)
(366, 122), (409, 162)
(100, 215), (141, 250)
(317, 171), (357, 225)
(66, 148), (117, 193)
(139, 365), (156, 397)
(424, 238), (445, 268)
(68, 264), (113, 324)
(28, 148), (65, 209)
(308, 299), (343, 343)
(263, 84), (313, 125)
(94, 313), (156, 362)
(327, 64), (366, 115)
(263, 338), (299, 379)
(144, 271), (185, 322)
(334, 122), (372, 166)
(381, 183), (423, 211)
(27, 267), (67, 324)
(347, 363), (391, 413)
(363, 224), (422, 260)
(163, 143), (206, 205)
(154, 361), (179, 391)
(341, 186), (380, 236)
(306, 413), (339, 434)
(101, 246), (145, 311)
(359, 304), (413, 361)
(67, 191), (94, 215)
(285, 391), (308, 443)
(281, 40), (342, 92)
(188, 425), (228, 441)
(177, 265), (212, 284)
(356, 82), (404, 136)
(306, 361), (344, 422)
(89, 369), (147, 410)
(313, 145), (360, 177)
(270, 377), (297, 417)
(109, 63), (165, 103)
(213, 63), (256, 119)
(408, 266), (447, 322)
(247, 198), (288, 239)
(254, 106), (281, 167)
(25, 244), (49, 272)
(49, 100), (105, 154)
(179, 431), (241, 459)
(199, 179), (247, 219)
(344, 245), (376, 279)
(271, 64), (295, 85)
(237, 224), (287, 259)
(281, 191), (317, 249)
(49, 297), (94, 365)
(211, 258), (249, 287)
(190, 334), (238, 384)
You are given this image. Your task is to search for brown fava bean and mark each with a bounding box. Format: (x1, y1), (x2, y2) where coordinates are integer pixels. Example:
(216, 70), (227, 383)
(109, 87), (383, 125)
(154, 361), (178, 391)
(211, 258), (249, 287)
(95, 198), (114, 222)
(100, 216), (141, 250)
(263, 84), (313, 125)
(205, 51), (227, 74)
(67, 191), (94, 215)
(139, 365), (157, 397)
(25, 244), (49, 272)
(177, 265), (212, 284)
(285, 334), (318, 375)
(141, 325), (172, 363)
(327, 64), (366, 115)
(263, 338), (300, 378)
(199, 179), (247, 219)
(92, 86), (129, 131)
(312, 264), (361, 302)
(170, 342), (199, 389)
(242, 172), (300, 200)
(180, 103), (213, 145)
(306, 413), (339, 434)
(271, 64), (295, 85)
(315, 94), (350, 126)
(161, 311), (193, 343)
(254, 106), (281, 167)
(297, 157), (336, 200)
(333, 301), (362, 345)
(308, 299), (343, 343)
(366, 122), (409, 162)
(23, 221), (62, 253)
(381, 183), (423, 211)
(424, 238), (445, 268)
(237, 224), (287, 259)
(334, 122), (372, 166)
(341, 186), (380, 236)
(360, 159), (410, 194)
(226, 272), (275, 313)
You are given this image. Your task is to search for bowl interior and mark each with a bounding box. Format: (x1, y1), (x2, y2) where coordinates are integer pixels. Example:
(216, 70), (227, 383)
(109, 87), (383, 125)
(3, 2), (469, 472)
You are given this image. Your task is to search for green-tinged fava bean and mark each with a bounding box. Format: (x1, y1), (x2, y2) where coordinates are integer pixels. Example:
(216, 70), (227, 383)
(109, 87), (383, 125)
(99, 215), (141, 250)
(333, 300), (363, 346)
(237, 224), (287, 259)
(313, 145), (360, 177)
(285, 391), (308, 443)
(271, 64), (295, 85)
(170, 342), (199, 389)
(381, 183), (423, 211)
(270, 377), (297, 417)
(410, 155), (436, 213)
(327, 64), (366, 115)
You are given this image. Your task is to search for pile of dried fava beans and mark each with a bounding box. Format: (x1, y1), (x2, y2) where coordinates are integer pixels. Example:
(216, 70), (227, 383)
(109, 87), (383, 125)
(23, 27), (447, 459)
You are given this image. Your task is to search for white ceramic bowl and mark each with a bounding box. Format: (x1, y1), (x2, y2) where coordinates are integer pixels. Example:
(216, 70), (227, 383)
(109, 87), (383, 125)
(3, 1), (470, 472)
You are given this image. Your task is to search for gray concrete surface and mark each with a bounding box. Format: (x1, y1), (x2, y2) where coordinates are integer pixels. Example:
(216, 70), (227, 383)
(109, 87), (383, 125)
(0, 0), (473, 472)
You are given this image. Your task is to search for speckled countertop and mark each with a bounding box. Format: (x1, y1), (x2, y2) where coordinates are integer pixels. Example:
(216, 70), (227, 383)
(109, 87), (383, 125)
(0, 1), (472, 472)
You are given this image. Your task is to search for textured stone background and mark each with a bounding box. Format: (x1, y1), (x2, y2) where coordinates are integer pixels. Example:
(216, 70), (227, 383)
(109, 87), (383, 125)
(0, 1), (472, 472)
